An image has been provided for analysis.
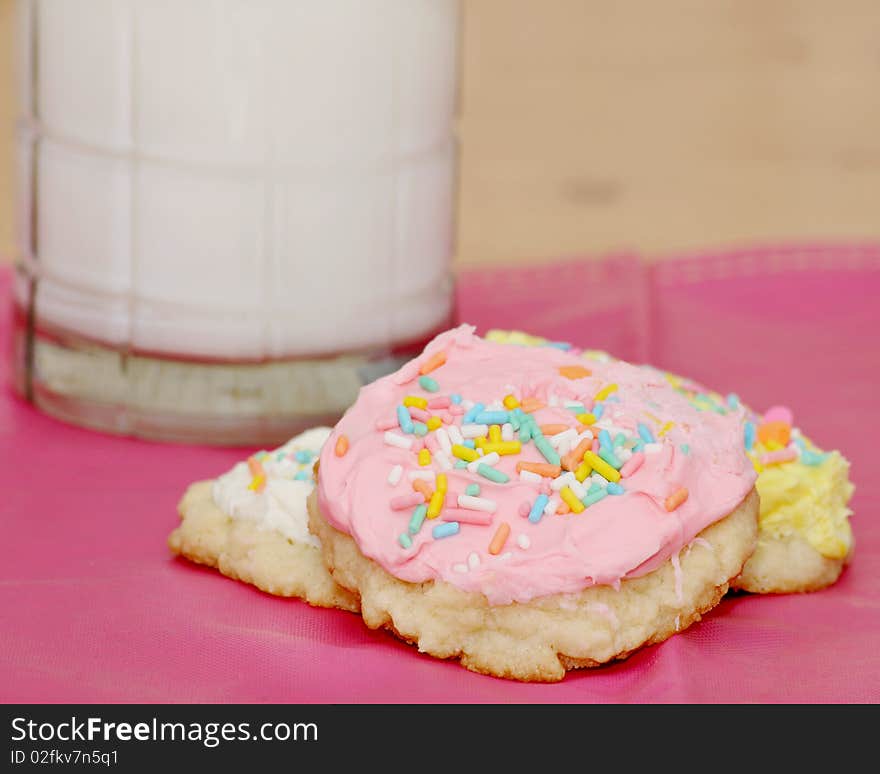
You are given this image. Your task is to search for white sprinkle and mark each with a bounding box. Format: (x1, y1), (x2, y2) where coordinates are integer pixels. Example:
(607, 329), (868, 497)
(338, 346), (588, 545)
(434, 451), (453, 471)
(486, 400), (505, 411)
(568, 479), (587, 500)
(549, 428), (577, 450)
(435, 427), (452, 454)
(467, 451), (499, 473)
(564, 400), (585, 409)
(467, 552), (480, 570)
(447, 425), (464, 445)
(516, 534), (531, 550)
(617, 447), (633, 462)
(576, 430), (594, 443)
(643, 442), (663, 454)
(457, 495), (497, 513)
(453, 563), (468, 574)
(590, 472), (609, 485)
(519, 469), (542, 484)
(501, 423), (514, 442)
(461, 423), (489, 439)
(496, 552), (513, 561)
(461, 399), (475, 410)
(384, 431), (413, 450)
(408, 470), (436, 481)
(551, 472), (577, 491)
(387, 465), (403, 486)
(544, 495), (560, 516)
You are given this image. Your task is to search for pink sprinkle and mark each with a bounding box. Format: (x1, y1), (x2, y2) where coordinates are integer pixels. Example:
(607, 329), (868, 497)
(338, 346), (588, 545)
(620, 452), (645, 478)
(375, 416), (398, 431)
(442, 508), (493, 526)
(409, 407), (431, 423)
(448, 405), (466, 416)
(424, 434), (440, 453)
(763, 405), (794, 425)
(445, 491), (460, 508)
(518, 500), (531, 518)
(591, 439), (600, 453)
(761, 447), (799, 466)
(440, 411), (454, 424)
(428, 396), (451, 409)
(390, 492), (425, 510)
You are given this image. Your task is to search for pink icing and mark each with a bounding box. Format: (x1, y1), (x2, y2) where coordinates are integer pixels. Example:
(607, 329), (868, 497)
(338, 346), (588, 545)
(317, 325), (757, 605)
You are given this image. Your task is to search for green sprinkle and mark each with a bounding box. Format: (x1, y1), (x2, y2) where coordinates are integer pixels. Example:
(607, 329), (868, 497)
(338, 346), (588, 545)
(454, 459), (468, 469)
(534, 436), (561, 466)
(613, 433), (627, 448)
(477, 464), (510, 484)
(398, 532), (413, 549)
(465, 483), (481, 496)
(597, 447), (622, 470)
(680, 444), (690, 455)
(419, 375), (440, 392)
(408, 504), (428, 535)
(582, 488), (608, 507)
(413, 421), (428, 436)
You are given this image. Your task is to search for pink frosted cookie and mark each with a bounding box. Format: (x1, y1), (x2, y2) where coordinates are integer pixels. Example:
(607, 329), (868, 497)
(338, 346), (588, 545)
(309, 325), (759, 681)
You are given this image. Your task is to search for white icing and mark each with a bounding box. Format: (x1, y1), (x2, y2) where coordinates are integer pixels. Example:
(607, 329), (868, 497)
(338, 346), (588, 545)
(211, 427), (332, 548)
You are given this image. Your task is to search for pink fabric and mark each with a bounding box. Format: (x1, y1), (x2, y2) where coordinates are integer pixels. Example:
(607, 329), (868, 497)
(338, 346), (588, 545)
(2, 242), (879, 703)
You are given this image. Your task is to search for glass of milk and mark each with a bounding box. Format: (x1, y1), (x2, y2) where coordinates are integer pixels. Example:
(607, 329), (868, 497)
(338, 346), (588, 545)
(11, 0), (460, 444)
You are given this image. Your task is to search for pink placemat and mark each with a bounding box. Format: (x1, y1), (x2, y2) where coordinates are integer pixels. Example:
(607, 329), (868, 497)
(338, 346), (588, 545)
(2, 243), (879, 703)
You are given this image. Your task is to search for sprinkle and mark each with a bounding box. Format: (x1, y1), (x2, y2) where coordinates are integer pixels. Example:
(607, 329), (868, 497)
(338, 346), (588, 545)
(426, 416), (442, 432)
(467, 452), (500, 473)
(247, 473), (266, 492)
(293, 471), (311, 481)
(575, 413), (597, 426)
(551, 471), (577, 491)
(544, 495), (561, 516)
(598, 447), (623, 470)
(294, 449), (313, 464)
(461, 423), (489, 439)
(436, 473), (448, 493)
(594, 383), (618, 402)
(427, 488), (445, 519)
(758, 420), (792, 448)
(516, 461), (562, 478)
(465, 483), (481, 496)
(560, 486), (586, 513)
(452, 444), (479, 462)
(519, 469), (542, 484)
(620, 452), (645, 478)
(391, 492), (425, 510)
(462, 402), (485, 424)
(574, 460), (592, 482)
(450, 393), (462, 404)
(387, 464), (403, 485)
(413, 422), (428, 436)
(534, 436), (562, 466)
(419, 375), (440, 393)
(432, 522), (460, 539)
(488, 424), (502, 443)
(558, 365), (591, 379)
(760, 447), (799, 466)
(408, 470), (436, 481)
(447, 424), (464, 445)
(727, 393), (740, 409)
(398, 533), (413, 549)
(598, 429), (613, 450)
(540, 424), (570, 436)
(396, 405), (414, 434)
(441, 508), (493, 525)
(488, 522), (511, 555)
(592, 403), (605, 420)
(384, 431), (413, 450)
(582, 488), (608, 507)
(462, 439), (476, 449)
(501, 423), (515, 442)
(606, 482), (625, 495)
(473, 410), (510, 426)
(408, 504), (428, 534)
(582, 451), (621, 483)
(419, 351), (447, 375)
(664, 487), (689, 511)
(435, 428), (453, 455)
(613, 433), (627, 448)
(744, 421), (756, 451)
(658, 421), (675, 437)
(528, 494), (550, 523)
(477, 464), (510, 484)
(418, 448), (432, 466)
(503, 394), (520, 409)
(519, 397), (546, 413)
(801, 449), (830, 466)
(680, 444), (690, 455)
(403, 395), (428, 409)
(454, 459), (468, 469)
(334, 435), (350, 457)
(482, 441), (522, 456)
(457, 495), (498, 513)
(468, 552), (481, 570)
(643, 442), (663, 454)
(556, 502), (571, 515)
(516, 534), (530, 550)
(412, 478), (433, 501)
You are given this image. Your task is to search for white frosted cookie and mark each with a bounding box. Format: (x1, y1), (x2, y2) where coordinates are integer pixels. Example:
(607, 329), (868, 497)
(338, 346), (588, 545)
(486, 329), (856, 594)
(312, 325), (760, 681)
(168, 427), (358, 612)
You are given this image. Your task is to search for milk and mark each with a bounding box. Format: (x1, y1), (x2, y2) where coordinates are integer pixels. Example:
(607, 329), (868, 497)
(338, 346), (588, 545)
(15, 0), (459, 359)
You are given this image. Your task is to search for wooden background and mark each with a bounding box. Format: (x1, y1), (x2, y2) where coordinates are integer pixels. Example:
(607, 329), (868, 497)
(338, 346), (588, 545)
(1, 0), (879, 267)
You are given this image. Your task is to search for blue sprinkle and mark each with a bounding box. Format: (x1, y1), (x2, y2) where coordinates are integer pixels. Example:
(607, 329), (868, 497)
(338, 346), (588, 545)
(397, 404), (415, 434)
(294, 449), (313, 464)
(545, 341), (572, 350)
(598, 429), (613, 450)
(598, 447), (623, 469)
(432, 522), (460, 539)
(450, 393), (462, 405)
(413, 421), (428, 436)
(593, 402), (605, 420)
(727, 393), (740, 409)
(744, 421), (756, 451)
(473, 410), (510, 425)
(509, 409), (522, 431)
(606, 482), (625, 495)
(463, 402), (484, 424)
(462, 439), (476, 449)
(637, 423), (655, 443)
(605, 395), (621, 404)
(801, 449), (830, 466)
(528, 494), (549, 523)
(418, 375), (440, 393)
(680, 444), (690, 455)
(293, 470), (311, 481)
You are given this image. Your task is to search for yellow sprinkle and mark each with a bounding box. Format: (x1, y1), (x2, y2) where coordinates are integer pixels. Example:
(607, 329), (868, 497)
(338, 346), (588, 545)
(644, 411), (663, 425)
(574, 461), (592, 482)
(582, 451), (621, 483)
(426, 416), (442, 431)
(474, 436), (487, 449)
(418, 449), (431, 466)
(403, 396), (428, 409)
(452, 444), (479, 462)
(489, 425), (502, 443)
(658, 421), (675, 437)
(594, 383), (618, 402)
(764, 439), (783, 451)
(427, 488), (445, 519)
(576, 413), (597, 425)
(664, 373), (682, 389)
(481, 441), (522, 456)
(560, 486), (586, 513)
(503, 394), (520, 409)
(436, 473), (448, 493)
(247, 473), (266, 492)
(748, 453), (765, 473)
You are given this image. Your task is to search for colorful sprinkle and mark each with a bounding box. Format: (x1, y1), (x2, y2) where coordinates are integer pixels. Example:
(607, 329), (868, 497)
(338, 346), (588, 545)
(247, 473), (266, 492)
(534, 436), (562, 466)
(334, 435), (349, 457)
(384, 431), (414, 450)
(432, 522), (460, 539)
(408, 504), (428, 534)
(619, 452), (645, 478)
(516, 534), (531, 549)
(488, 522), (511, 555)
(503, 394), (520, 409)
(419, 351), (447, 375)
(597, 447), (623, 470)
(465, 483), (481, 496)
(441, 508), (492, 525)
(582, 451), (621, 483)
(664, 487), (689, 511)
(387, 465), (403, 485)
(398, 532), (413, 549)
(457, 494), (498, 513)
(403, 395), (428, 409)
(760, 447), (799, 466)
(418, 448), (432, 466)
(528, 494), (550, 523)
(411, 478), (433, 501)
(582, 487), (608, 507)
(557, 365), (592, 380)
(391, 492), (425, 510)
(419, 375), (440, 393)
(477, 463), (510, 484)
(452, 444), (479, 462)
(560, 486), (586, 513)
(606, 482), (625, 495)
(594, 383), (618, 402)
